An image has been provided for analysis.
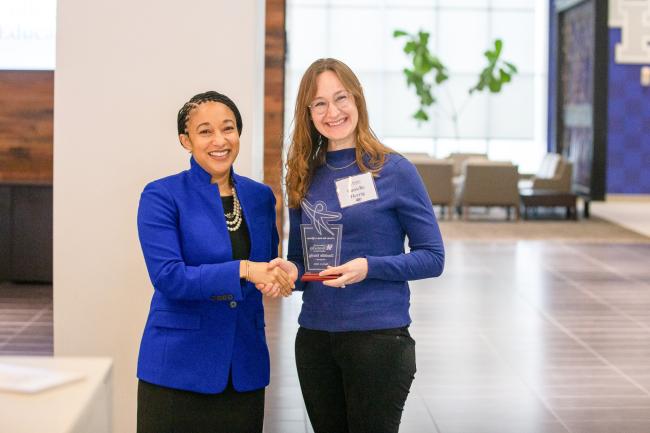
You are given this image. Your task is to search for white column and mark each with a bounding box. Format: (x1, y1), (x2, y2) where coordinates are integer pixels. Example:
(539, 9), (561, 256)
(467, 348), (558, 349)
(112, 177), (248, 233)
(53, 1), (265, 431)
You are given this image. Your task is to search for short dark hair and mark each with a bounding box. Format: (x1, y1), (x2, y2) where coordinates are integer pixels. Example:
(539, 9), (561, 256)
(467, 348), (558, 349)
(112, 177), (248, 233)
(177, 91), (243, 137)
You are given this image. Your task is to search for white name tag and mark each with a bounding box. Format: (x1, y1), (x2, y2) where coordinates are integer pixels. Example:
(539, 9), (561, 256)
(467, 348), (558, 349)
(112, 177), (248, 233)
(335, 172), (379, 208)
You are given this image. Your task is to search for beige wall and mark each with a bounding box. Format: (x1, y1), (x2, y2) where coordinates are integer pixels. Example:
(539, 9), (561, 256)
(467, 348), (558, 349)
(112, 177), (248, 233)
(53, 1), (265, 432)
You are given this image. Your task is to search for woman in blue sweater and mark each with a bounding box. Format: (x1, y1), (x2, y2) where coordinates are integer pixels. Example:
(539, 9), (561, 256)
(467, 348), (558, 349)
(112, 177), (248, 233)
(279, 58), (445, 433)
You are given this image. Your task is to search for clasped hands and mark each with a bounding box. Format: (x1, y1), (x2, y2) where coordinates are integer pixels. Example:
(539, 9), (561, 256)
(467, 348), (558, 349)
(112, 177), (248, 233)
(252, 257), (368, 296)
(244, 259), (297, 298)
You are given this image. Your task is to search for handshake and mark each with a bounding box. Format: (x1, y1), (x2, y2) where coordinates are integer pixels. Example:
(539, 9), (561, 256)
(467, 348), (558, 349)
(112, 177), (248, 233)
(242, 257), (370, 298)
(241, 258), (299, 298)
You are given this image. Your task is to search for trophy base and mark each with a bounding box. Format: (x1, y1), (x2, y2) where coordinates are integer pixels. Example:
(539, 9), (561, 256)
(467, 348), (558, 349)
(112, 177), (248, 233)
(301, 273), (342, 282)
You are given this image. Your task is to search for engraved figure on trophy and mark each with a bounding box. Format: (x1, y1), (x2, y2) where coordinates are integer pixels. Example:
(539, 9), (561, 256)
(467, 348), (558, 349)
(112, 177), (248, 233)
(300, 199), (343, 282)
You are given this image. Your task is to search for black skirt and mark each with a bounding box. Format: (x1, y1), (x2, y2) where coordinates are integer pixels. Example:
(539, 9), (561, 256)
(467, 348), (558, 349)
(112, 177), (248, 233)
(137, 379), (264, 433)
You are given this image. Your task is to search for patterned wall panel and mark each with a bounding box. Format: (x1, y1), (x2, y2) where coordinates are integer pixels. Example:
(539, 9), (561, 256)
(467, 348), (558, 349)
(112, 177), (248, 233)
(553, 0), (608, 200)
(559, 0), (596, 193)
(607, 28), (650, 194)
(550, 0), (648, 195)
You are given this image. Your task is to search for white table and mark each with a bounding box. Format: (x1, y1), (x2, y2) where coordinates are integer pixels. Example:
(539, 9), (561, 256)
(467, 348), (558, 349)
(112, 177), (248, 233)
(0, 356), (113, 433)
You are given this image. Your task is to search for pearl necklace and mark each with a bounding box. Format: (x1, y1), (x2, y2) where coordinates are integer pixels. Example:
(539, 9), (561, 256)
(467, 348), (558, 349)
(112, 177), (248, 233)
(224, 186), (243, 232)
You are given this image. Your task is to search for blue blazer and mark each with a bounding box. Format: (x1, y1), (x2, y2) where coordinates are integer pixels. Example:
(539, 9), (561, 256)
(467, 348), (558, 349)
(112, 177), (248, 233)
(136, 158), (278, 393)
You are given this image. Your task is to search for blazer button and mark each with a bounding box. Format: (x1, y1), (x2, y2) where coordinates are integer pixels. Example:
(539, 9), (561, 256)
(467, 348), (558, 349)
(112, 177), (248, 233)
(229, 301), (238, 309)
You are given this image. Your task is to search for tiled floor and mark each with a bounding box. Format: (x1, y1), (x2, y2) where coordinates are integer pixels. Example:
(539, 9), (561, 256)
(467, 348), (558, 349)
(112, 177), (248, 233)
(1, 241), (650, 432)
(262, 242), (650, 433)
(0, 283), (52, 356)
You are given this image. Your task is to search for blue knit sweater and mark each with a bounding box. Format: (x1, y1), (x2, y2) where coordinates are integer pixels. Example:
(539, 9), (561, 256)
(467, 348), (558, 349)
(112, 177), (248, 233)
(288, 148), (445, 332)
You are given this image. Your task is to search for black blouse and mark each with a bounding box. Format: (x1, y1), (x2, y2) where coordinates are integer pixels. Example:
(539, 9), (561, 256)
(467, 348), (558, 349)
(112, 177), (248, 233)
(221, 195), (251, 260)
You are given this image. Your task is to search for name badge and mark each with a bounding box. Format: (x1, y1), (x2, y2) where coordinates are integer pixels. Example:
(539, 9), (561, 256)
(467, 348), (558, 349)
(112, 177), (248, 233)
(335, 172), (379, 208)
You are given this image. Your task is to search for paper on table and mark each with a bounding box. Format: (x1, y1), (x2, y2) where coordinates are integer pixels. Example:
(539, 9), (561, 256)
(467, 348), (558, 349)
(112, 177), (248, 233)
(0, 362), (85, 394)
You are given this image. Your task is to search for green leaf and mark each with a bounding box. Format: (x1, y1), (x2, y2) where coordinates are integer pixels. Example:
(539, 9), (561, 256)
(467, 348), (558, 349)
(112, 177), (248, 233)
(404, 41), (417, 54)
(418, 30), (430, 46)
(489, 80), (501, 92)
(403, 69), (416, 87)
(421, 89), (434, 106)
(499, 69), (511, 83)
(494, 39), (503, 56)
(414, 109), (429, 122)
(415, 52), (434, 74)
(504, 61), (518, 73)
(413, 52), (424, 71)
(428, 55), (448, 75)
(393, 30), (408, 38)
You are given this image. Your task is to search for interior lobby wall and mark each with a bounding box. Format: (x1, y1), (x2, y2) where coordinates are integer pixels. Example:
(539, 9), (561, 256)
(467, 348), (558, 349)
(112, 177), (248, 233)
(548, 0), (650, 195)
(606, 25), (650, 194)
(53, 1), (265, 431)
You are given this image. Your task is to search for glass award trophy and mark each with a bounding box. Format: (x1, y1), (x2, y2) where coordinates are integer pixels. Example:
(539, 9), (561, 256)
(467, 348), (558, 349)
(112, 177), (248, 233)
(300, 199), (342, 282)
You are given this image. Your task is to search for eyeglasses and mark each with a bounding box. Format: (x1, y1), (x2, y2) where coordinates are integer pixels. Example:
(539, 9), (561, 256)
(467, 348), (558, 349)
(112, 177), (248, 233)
(308, 91), (353, 116)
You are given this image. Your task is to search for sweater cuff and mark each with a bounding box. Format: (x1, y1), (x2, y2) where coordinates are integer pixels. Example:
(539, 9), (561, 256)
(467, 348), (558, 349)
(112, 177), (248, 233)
(291, 260), (308, 291)
(365, 255), (385, 280)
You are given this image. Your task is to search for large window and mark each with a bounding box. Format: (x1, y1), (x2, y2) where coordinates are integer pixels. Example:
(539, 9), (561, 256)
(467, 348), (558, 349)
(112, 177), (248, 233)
(285, 0), (548, 173)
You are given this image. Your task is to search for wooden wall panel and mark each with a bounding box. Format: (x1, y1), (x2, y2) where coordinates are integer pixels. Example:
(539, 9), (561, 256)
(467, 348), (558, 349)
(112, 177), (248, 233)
(0, 71), (53, 184)
(264, 0), (286, 246)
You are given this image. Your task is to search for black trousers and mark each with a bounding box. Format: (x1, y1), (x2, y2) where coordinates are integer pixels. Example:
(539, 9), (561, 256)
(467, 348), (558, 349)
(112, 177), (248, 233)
(137, 378), (264, 433)
(295, 326), (416, 433)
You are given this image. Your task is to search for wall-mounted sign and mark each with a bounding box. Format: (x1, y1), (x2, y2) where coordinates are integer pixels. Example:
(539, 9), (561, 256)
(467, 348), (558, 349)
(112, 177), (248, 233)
(0, 0), (56, 70)
(609, 0), (650, 64)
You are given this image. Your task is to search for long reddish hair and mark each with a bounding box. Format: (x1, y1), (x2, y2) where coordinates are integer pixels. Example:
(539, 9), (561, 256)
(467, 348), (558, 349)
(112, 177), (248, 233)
(285, 58), (393, 208)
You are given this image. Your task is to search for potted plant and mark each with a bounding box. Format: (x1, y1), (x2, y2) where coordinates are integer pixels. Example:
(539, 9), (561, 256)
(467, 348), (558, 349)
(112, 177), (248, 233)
(393, 29), (518, 139)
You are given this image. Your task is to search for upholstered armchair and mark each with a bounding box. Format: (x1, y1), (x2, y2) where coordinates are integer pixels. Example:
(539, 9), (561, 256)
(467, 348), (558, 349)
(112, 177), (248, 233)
(406, 154), (455, 219)
(456, 160), (520, 220)
(518, 153), (573, 193)
(446, 152), (488, 177)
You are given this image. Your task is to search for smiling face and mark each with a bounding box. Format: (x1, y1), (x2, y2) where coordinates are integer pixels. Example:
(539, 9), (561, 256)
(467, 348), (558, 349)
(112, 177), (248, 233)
(179, 101), (240, 184)
(310, 70), (359, 150)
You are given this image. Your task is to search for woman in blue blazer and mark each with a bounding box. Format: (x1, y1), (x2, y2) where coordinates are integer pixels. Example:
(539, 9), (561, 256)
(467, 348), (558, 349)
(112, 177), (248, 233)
(136, 91), (295, 433)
